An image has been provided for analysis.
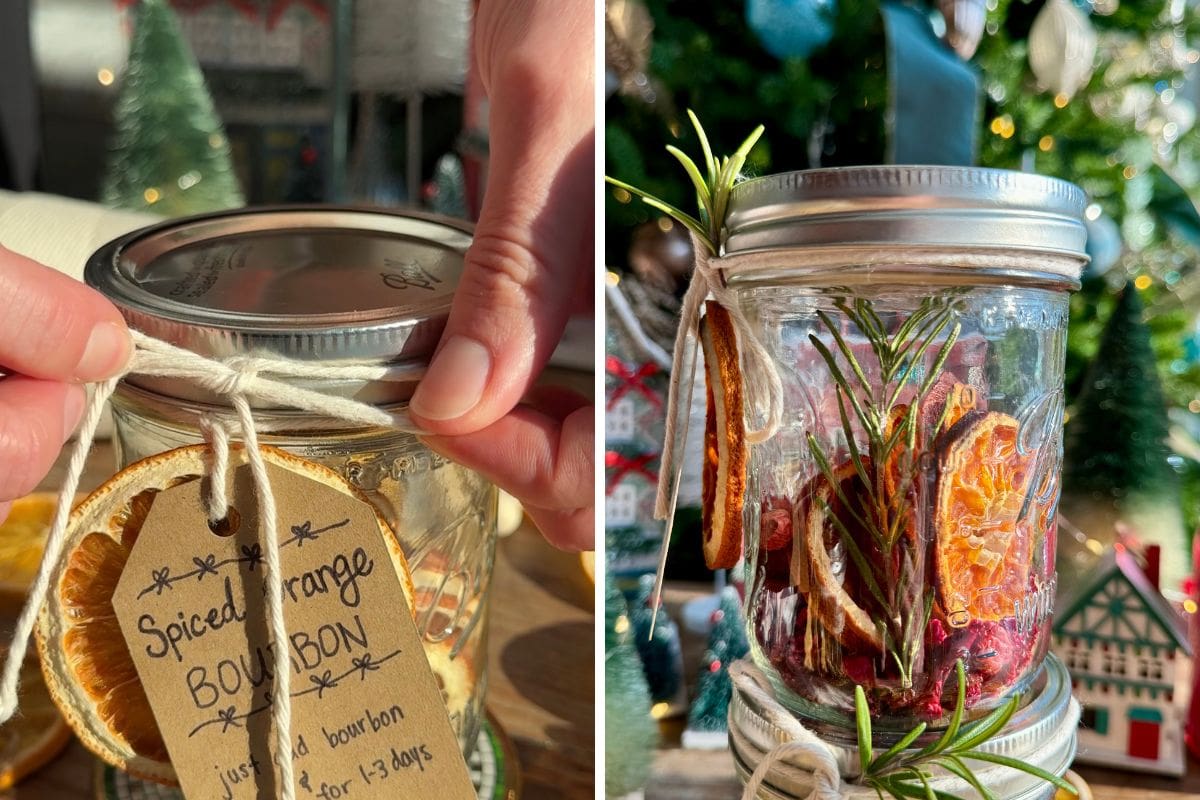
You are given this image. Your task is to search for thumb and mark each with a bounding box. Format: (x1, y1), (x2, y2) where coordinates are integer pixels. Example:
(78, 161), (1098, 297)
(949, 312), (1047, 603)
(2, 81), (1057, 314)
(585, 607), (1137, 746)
(409, 54), (593, 434)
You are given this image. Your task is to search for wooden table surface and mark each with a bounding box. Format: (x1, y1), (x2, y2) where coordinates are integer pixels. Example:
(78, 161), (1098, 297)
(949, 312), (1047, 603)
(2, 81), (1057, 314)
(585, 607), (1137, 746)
(646, 583), (1200, 800)
(8, 441), (595, 799)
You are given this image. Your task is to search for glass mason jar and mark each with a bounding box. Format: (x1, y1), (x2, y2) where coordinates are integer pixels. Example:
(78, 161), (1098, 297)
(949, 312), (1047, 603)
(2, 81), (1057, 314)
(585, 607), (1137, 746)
(85, 207), (498, 757)
(723, 167), (1087, 742)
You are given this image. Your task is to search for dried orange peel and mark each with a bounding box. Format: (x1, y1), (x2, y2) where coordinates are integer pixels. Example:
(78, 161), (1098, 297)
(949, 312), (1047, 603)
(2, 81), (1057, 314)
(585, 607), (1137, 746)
(934, 411), (1035, 624)
(700, 300), (746, 570)
(35, 445), (415, 786)
(0, 493), (77, 608)
(793, 461), (885, 653)
(0, 651), (71, 790)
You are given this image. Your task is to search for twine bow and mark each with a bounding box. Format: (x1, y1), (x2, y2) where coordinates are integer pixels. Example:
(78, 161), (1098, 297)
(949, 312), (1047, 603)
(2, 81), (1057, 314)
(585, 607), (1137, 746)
(0, 330), (426, 800)
(653, 233), (784, 519)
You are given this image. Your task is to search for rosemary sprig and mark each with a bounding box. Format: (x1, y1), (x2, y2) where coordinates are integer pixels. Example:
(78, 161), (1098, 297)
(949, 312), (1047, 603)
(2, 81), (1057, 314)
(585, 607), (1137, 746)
(604, 110), (764, 254)
(854, 661), (1077, 800)
(806, 292), (962, 684)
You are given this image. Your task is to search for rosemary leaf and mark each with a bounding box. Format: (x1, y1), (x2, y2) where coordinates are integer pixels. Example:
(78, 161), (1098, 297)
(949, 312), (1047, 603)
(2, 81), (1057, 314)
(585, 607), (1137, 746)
(887, 312), (954, 409)
(686, 109), (718, 187)
(918, 322), (963, 399)
(818, 309), (875, 404)
(807, 436), (886, 545)
(946, 696), (1019, 753)
(664, 145), (711, 207)
(809, 333), (877, 439)
(856, 685), (873, 776)
(917, 662), (967, 758)
(822, 499), (890, 608)
(603, 177), (711, 248)
(936, 756), (999, 800)
(956, 752), (1077, 794)
(870, 722), (928, 773)
(837, 390), (875, 501)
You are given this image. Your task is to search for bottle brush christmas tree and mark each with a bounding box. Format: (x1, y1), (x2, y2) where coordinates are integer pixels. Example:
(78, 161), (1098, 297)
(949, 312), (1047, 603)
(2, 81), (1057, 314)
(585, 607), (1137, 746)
(101, 0), (244, 217)
(605, 577), (657, 798)
(628, 573), (685, 711)
(683, 586), (749, 748)
(1060, 284), (1187, 595)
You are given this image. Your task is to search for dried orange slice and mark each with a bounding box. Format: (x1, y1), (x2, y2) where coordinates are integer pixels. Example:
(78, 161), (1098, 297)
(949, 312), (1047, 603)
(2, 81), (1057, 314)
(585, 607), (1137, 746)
(793, 461), (884, 653)
(921, 375), (981, 439)
(424, 642), (474, 733)
(700, 300), (746, 570)
(0, 651), (72, 790)
(0, 493), (58, 606)
(934, 412), (1035, 624)
(35, 445), (415, 786)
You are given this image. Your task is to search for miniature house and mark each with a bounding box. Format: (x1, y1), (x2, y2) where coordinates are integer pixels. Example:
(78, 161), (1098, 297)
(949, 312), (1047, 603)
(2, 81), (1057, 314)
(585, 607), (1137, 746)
(1053, 545), (1193, 776)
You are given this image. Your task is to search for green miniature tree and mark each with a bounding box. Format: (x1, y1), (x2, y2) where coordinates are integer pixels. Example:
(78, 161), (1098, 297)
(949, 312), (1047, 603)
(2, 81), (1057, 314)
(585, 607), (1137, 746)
(101, 0), (243, 217)
(1060, 284), (1188, 594)
(628, 573), (685, 707)
(605, 577), (657, 798)
(683, 586), (749, 747)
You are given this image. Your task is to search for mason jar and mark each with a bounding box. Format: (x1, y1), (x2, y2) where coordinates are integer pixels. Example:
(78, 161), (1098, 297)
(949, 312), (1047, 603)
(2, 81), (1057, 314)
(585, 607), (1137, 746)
(85, 207), (497, 757)
(722, 167), (1087, 741)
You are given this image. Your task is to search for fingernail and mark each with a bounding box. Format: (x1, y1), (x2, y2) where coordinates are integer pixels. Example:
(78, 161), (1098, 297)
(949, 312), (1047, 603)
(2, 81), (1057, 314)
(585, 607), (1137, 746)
(62, 385), (85, 438)
(75, 322), (132, 381)
(410, 336), (491, 421)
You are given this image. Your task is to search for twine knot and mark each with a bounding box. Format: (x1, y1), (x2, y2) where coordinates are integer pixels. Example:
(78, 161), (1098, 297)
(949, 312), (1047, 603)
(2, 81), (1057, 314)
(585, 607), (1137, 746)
(653, 234), (784, 519)
(212, 358), (259, 397)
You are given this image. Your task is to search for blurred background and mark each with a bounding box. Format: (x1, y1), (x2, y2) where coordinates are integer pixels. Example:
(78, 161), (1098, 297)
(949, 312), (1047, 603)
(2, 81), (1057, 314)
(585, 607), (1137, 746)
(2, 0), (484, 214)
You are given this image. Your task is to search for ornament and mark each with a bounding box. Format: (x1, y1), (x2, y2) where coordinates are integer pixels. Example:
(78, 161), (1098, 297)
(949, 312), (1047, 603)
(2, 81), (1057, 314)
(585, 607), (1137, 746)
(628, 220), (693, 292)
(1028, 0), (1097, 100)
(1083, 211), (1122, 277)
(746, 0), (836, 60)
(938, 0), (987, 60)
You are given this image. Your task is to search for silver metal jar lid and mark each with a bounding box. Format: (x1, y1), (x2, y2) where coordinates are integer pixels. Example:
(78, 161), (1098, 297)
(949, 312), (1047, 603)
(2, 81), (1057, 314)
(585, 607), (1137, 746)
(723, 166), (1088, 287)
(86, 206), (472, 405)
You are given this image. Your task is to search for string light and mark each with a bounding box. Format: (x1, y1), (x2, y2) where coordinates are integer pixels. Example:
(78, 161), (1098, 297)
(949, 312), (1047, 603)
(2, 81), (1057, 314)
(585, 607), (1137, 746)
(1134, 274), (1152, 290)
(990, 115), (1016, 139)
(1085, 204), (1102, 221)
(614, 615), (630, 635)
(97, 68), (115, 86)
(1185, 599), (1198, 614)
(1054, 93), (1070, 108)
(606, 270), (621, 287)
(1039, 135), (1055, 151)
(1189, 399), (1200, 413)
(656, 217), (673, 232)
(612, 187), (632, 203)
(143, 187), (161, 204)
(1123, 165), (1138, 179)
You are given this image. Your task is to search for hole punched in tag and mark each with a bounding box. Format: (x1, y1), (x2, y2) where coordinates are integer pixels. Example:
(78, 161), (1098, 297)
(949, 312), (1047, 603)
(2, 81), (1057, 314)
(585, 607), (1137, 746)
(206, 507), (242, 538)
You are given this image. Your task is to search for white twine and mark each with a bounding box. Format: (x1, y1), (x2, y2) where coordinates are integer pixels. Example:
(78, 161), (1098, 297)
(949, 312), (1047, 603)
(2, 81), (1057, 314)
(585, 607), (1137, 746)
(729, 660), (846, 800)
(653, 235), (784, 519)
(0, 330), (426, 800)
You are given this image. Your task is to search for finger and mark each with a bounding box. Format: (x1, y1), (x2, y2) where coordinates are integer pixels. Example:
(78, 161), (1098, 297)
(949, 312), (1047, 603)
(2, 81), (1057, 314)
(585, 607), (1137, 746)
(0, 376), (85, 500)
(409, 53), (593, 433)
(522, 505), (593, 552)
(0, 245), (132, 382)
(0, 501), (10, 527)
(419, 400), (594, 544)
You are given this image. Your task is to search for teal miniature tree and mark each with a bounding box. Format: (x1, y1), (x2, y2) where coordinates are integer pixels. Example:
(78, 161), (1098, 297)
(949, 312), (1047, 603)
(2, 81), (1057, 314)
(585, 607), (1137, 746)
(605, 577), (657, 798)
(683, 586), (749, 747)
(1060, 284), (1188, 595)
(101, 0), (243, 216)
(628, 573), (685, 708)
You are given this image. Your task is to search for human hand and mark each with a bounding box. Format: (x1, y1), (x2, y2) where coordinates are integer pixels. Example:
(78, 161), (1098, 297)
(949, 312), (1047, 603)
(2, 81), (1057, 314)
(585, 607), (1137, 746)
(0, 245), (132, 524)
(409, 0), (594, 551)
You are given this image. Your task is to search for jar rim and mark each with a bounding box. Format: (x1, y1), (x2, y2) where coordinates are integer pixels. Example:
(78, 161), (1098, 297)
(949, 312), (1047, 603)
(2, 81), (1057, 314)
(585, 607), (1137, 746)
(85, 205), (473, 365)
(724, 166), (1088, 283)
